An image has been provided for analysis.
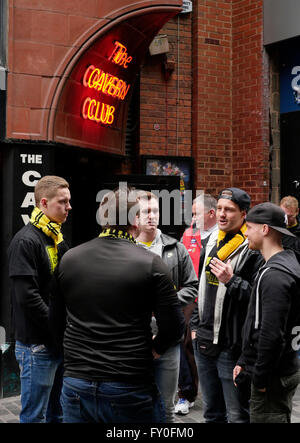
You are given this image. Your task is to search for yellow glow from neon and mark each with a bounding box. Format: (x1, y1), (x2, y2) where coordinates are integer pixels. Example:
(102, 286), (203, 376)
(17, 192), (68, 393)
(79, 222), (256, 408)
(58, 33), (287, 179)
(82, 97), (115, 126)
(83, 65), (130, 101)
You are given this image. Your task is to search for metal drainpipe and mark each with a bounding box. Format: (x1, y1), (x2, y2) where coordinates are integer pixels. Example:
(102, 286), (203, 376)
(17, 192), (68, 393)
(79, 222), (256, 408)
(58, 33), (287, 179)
(176, 14), (180, 156)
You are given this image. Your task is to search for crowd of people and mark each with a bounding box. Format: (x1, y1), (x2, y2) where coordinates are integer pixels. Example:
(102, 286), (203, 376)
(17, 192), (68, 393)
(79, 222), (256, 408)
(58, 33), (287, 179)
(7, 176), (300, 423)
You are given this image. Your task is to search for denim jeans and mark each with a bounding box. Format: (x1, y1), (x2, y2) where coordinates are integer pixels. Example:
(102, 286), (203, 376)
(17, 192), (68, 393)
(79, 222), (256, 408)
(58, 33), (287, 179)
(193, 342), (249, 423)
(154, 343), (180, 423)
(250, 371), (300, 423)
(61, 377), (165, 423)
(15, 341), (63, 423)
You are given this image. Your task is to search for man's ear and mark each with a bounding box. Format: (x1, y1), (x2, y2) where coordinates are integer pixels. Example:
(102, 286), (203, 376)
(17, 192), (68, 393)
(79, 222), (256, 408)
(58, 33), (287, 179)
(39, 197), (47, 210)
(132, 214), (140, 229)
(262, 224), (270, 236)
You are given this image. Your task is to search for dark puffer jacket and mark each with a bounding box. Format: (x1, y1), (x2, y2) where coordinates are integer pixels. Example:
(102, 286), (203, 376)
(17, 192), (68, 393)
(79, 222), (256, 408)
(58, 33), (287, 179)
(160, 233), (198, 306)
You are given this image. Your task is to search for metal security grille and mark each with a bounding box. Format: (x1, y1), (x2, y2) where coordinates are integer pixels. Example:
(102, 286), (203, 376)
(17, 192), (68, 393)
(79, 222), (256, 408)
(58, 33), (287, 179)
(125, 75), (140, 159)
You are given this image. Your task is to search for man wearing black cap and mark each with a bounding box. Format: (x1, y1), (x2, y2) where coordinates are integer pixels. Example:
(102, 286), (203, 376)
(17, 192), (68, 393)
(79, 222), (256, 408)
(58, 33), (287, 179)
(234, 202), (300, 423)
(194, 188), (264, 423)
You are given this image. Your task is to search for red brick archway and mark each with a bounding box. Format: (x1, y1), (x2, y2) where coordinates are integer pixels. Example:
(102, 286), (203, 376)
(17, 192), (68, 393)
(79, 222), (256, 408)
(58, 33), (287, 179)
(6, 1), (182, 143)
(50, 7), (181, 154)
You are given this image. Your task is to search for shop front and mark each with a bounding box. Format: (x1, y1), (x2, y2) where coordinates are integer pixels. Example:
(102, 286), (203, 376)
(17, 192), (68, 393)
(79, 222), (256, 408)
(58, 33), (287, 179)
(0, 0), (183, 397)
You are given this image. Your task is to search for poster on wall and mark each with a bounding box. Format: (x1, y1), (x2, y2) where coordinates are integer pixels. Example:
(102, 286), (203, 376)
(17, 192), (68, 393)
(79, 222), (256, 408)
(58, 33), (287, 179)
(280, 49), (300, 114)
(142, 155), (194, 227)
(142, 155), (193, 196)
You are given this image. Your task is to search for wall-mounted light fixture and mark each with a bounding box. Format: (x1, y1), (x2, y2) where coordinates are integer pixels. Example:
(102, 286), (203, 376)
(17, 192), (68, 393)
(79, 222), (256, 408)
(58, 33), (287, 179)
(149, 34), (169, 56)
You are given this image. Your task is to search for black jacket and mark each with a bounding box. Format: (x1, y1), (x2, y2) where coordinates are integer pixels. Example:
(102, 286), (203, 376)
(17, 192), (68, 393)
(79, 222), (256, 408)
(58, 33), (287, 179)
(50, 236), (185, 382)
(7, 223), (68, 346)
(238, 249), (300, 388)
(196, 229), (264, 358)
(160, 233), (198, 305)
(282, 218), (300, 253)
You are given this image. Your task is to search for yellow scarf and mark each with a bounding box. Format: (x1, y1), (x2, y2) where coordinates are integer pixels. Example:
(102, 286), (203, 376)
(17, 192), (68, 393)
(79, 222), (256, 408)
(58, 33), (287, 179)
(30, 207), (64, 252)
(99, 228), (136, 244)
(216, 223), (247, 261)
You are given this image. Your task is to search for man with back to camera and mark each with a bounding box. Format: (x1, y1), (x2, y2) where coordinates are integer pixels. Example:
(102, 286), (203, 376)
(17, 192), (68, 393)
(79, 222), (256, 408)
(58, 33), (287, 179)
(7, 175), (71, 423)
(50, 185), (185, 423)
(136, 190), (198, 422)
(234, 202), (300, 423)
(194, 187), (264, 423)
(175, 194), (218, 415)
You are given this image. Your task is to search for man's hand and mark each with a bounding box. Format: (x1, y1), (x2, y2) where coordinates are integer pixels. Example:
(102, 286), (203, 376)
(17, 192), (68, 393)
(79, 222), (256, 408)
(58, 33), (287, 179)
(233, 365), (243, 386)
(209, 258), (233, 284)
(152, 349), (161, 359)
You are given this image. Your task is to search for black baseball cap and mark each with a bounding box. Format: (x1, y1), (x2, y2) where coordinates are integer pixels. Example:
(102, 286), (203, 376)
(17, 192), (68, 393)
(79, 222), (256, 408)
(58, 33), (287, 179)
(218, 187), (251, 212)
(246, 202), (295, 237)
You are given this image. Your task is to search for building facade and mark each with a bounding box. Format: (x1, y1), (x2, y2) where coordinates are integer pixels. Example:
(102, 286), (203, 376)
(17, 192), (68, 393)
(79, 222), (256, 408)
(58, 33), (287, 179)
(1, 0), (300, 396)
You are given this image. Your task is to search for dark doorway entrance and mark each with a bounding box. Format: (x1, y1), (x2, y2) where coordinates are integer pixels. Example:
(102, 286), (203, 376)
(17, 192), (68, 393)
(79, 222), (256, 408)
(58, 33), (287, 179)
(54, 147), (123, 247)
(280, 111), (300, 200)
(55, 147), (184, 248)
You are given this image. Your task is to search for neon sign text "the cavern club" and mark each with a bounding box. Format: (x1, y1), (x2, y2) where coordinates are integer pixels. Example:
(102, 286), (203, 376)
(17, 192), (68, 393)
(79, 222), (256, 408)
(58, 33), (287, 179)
(81, 41), (132, 126)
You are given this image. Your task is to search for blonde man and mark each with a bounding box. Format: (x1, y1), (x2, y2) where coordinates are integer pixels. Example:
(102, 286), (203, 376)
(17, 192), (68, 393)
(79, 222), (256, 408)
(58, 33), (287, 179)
(280, 196), (300, 252)
(8, 176), (71, 423)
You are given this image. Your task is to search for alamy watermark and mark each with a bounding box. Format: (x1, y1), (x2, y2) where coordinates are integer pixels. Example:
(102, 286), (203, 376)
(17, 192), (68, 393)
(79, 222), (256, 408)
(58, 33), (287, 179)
(292, 326), (300, 351)
(95, 181), (205, 229)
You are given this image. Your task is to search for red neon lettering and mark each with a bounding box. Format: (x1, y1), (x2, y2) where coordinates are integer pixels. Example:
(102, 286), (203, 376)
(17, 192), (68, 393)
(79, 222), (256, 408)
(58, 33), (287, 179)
(82, 97), (91, 119)
(108, 41), (133, 68)
(82, 65), (130, 101)
(83, 65), (95, 87)
(91, 69), (106, 92)
(81, 97), (115, 126)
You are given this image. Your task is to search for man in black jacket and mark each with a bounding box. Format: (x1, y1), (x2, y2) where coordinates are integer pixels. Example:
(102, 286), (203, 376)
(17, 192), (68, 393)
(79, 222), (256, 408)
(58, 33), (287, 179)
(51, 186), (185, 423)
(136, 191), (198, 422)
(234, 202), (300, 423)
(195, 188), (264, 423)
(7, 175), (71, 423)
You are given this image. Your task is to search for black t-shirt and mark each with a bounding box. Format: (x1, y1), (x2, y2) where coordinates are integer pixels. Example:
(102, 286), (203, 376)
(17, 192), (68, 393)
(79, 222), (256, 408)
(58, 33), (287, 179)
(7, 223), (63, 345)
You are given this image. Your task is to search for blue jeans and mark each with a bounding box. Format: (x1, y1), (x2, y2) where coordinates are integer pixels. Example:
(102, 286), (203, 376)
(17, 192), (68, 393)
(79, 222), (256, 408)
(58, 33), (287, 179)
(154, 344), (180, 423)
(193, 342), (249, 423)
(15, 341), (63, 423)
(61, 377), (165, 423)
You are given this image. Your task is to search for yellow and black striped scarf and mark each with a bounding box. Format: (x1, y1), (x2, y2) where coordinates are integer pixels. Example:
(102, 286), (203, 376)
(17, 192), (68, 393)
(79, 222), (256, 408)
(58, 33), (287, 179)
(99, 228), (136, 244)
(205, 223), (247, 286)
(30, 207), (64, 252)
(216, 222), (247, 261)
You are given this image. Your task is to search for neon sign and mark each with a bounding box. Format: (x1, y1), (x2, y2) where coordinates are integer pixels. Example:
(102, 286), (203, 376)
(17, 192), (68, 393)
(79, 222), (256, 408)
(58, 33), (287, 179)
(82, 98), (115, 125)
(81, 41), (132, 126)
(83, 65), (130, 100)
(108, 41), (133, 68)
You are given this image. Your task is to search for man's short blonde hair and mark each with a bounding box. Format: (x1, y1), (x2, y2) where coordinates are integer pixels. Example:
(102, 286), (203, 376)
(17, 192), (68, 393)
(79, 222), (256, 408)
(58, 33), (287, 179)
(34, 176), (69, 207)
(280, 195), (299, 210)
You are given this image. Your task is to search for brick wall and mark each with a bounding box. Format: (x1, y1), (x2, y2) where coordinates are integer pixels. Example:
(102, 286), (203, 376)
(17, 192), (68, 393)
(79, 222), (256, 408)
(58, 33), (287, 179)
(232, 0), (269, 205)
(191, 0), (232, 197)
(139, 12), (193, 158)
(5, 0), (182, 141)
(140, 1), (269, 203)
